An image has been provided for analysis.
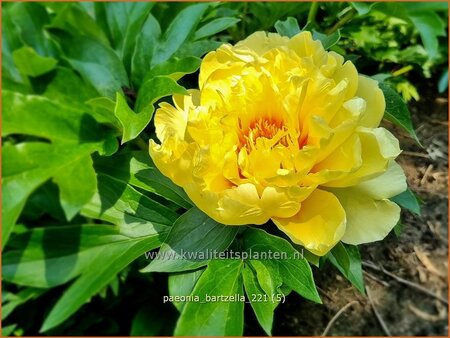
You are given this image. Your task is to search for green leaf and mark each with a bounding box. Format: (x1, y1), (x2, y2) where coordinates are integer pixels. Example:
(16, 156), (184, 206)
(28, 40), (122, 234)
(350, 2), (376, 16)
(48, 3), (110, 46)
(2, 8), (28, 90)
(193, 17), (240, 40)
(151, 3), (210, 66)
(2, 288), (45, 320)
(8, 2), (57, 57)
(174, 40), (222, 59)
(327, 243), (365, 294)
(143, 56), (201, 83)
(403, 2), (449, 12)
(168, 269), (204, 312)
(313, 29), (341, 50)
(379, 81), (421, 145)
(2, 142), (99, 248)
(391, 188), (421, 215)
(142, 207), (239, 273)
(243, 228), (321, 303)
(274, 17), (300, 38)
(2, 324), (17, 337)
(438, 69), (448, 94)
(124, 76), (186, 142)
(40, 223), (167, 332)
(85, 96), (121, 128)
(12, 47), (57, 77)
(408, 12), (446, 60)
(242, 263), (276, 336)
(53, 154), (97, 220)
(93, 150), (192, 209)
(130, 306), (166, 336)
(175, 259), (244, 336)
(3, 91), (105, 144)
(43, 67), (97, 107)
(24, 182), (66, 222)
(57, 34), (129, 98)
(393, 222), (405, 237)
(81, 173), (178, 227)
(94, 3), (154, 74)
(3, 222), (168, 290)
(130, 14), (161, 87)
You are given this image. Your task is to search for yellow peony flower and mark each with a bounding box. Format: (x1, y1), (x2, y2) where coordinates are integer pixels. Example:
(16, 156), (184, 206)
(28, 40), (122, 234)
(149, 31), (407, 256)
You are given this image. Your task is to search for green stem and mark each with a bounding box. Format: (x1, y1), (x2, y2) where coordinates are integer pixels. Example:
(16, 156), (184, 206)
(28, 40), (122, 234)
(307, 2), (319, 25)
(326, 8), (356, 34)
(135, 136), (148, 151)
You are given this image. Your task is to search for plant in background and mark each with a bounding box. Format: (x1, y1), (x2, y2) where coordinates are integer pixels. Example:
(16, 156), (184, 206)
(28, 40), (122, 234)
(1, 1), (444, 336)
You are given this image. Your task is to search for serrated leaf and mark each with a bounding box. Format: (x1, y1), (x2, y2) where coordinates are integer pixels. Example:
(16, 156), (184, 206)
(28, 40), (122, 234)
(379, 81), (421, 145)
(175, 259), (244, 336)
(40, 223), (166, 332)
(327, 243), (365, 294)
(142, 207), (238, 273)
(168, 269), (204, 312)
(391, 188), (421, 215)
(243, 228), (321, 303)
(93, 151), (192, 209)
(12, 47), (58, 77)
(193, 17), (240, 40)
(274, 17), (300, 38)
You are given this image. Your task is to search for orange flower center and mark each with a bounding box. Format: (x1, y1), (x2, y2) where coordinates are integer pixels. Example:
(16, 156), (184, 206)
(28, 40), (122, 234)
(239, 117), (289, 149)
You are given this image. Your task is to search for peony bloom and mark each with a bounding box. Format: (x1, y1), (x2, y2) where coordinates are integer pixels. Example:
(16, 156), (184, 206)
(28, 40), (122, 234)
(149, 31), (407, 256)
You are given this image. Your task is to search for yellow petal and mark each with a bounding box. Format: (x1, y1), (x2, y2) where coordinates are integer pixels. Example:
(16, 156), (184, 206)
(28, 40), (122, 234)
(330, 186), (401, 245)
(260, 186), (301, 218)
(153, 102), (187, 142)
(184, 182), (268, 225)
(356, 75), (385, 128)
(272, 189), (346, 256)
(235, 31), (289, 55)
(324, 127), (401, 187)
(353, 161), (407, 199)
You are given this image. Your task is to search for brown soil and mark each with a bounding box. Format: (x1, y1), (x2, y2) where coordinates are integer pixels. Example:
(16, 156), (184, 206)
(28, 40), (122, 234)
(271, 87), (449, 336)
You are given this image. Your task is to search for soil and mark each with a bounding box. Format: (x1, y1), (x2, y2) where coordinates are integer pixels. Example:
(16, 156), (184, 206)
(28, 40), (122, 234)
(268, 84), (449, 336)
